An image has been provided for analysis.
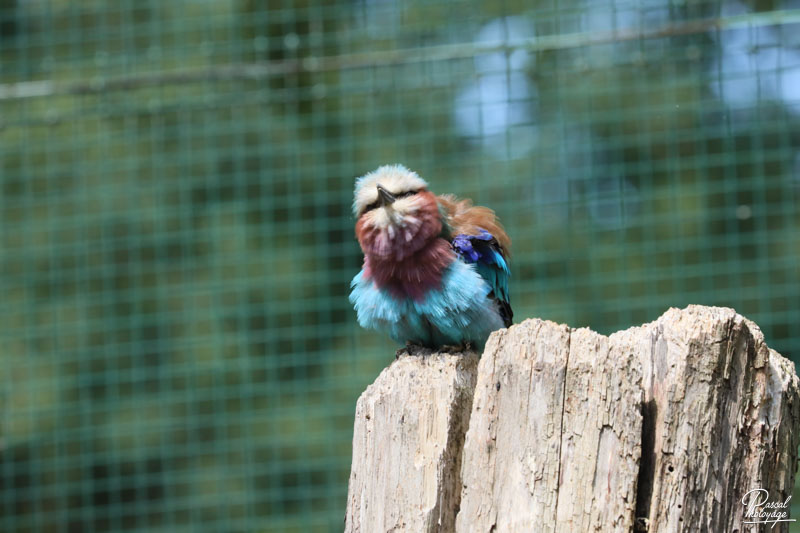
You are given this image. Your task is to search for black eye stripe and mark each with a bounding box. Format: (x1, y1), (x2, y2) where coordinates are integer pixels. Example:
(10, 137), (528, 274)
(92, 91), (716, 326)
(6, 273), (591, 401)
(360, 189), (420, 215)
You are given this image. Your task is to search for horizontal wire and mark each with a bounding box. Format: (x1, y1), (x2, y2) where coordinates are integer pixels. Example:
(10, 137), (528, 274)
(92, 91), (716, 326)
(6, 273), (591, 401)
(0, 9), (799, 101)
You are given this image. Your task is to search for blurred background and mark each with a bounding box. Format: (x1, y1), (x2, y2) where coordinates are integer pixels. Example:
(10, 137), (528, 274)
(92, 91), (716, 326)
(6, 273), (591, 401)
(1, 0), (799, 531)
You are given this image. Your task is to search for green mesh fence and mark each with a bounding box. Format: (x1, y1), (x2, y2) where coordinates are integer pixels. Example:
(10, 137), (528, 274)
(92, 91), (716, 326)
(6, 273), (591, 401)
(1, 0), (800, 531)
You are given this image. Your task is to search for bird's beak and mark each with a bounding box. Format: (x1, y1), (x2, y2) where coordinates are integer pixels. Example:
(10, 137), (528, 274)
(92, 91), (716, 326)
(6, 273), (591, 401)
(376, 184), (396, 207)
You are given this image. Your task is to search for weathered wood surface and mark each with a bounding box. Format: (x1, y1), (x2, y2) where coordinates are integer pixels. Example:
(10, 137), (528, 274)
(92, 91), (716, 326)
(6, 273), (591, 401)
(555, 327), (644, 532)
(635, 306), (800, 533)
(456, 321), (643, 532)
(345, 306), (800, 533)
(455, 319), (573, 532)
(344, 352), (479, 533)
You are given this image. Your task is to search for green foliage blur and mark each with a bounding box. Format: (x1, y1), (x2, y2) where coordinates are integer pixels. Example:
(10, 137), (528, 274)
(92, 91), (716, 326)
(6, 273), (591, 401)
(1, 0), (799, 531)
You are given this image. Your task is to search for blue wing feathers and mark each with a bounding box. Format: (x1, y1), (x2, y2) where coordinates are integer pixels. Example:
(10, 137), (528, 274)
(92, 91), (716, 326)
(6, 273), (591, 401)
(451, 229), (512, 327)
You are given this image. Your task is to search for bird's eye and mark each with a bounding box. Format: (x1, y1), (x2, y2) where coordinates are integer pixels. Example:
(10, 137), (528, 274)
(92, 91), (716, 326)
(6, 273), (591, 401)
(361, 189), (419, 215)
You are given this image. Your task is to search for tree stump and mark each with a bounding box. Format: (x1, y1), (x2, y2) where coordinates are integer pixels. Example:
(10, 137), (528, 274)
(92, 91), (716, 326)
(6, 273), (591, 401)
(634, 307), (800, 533)
(345, 306), (800, 533)
(344, 352), (479, 533)
(456, 320), (643, 532)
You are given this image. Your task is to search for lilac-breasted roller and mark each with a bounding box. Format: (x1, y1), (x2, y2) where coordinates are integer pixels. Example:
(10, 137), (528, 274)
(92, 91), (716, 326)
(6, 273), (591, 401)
(349, 164), (512, 351)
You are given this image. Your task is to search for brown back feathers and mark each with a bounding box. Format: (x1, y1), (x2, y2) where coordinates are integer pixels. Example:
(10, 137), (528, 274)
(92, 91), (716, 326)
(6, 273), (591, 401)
(437, 194), (511, 256)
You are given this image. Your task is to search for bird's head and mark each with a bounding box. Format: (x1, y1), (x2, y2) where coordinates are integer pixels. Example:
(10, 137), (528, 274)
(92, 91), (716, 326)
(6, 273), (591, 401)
(353, 165), (443, 260)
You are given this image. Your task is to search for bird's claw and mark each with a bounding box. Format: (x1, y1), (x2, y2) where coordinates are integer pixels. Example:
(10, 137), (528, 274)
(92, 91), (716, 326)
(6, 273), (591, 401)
(439, 342), (474, 355)
(396, 342), (433, 358)
(396, 342), (476, 358)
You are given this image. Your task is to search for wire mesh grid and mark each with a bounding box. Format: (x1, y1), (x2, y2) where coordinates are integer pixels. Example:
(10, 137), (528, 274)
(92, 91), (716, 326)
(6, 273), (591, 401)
(1, 0), (799, 531)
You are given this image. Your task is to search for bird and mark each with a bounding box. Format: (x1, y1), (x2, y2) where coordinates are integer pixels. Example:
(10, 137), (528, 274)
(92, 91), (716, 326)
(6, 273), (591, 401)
(349, 164), (512, 353)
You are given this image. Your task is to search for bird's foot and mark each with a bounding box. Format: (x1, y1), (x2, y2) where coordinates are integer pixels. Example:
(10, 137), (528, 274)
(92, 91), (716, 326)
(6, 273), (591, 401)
(439, 342), (471, 354)
(396, 342), (433, 359)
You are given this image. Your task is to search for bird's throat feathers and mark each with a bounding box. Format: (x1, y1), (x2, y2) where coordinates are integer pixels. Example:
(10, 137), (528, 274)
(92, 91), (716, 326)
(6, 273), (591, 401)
(355, 191), (454, 299)
(363, 240), (454, 300)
